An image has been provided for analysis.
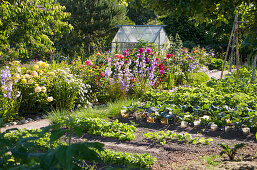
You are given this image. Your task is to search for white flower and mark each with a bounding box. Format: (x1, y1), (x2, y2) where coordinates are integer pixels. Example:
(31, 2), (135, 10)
(47, 96), (53, 102)
(201, 115), (210, 120)
(28, 79), (34, 84)
(24, 74), (31, 79)
(35, 86), (41, 93)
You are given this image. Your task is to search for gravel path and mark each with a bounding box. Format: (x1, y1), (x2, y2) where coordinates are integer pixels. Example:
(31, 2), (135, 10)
(0, 119), (50, 132)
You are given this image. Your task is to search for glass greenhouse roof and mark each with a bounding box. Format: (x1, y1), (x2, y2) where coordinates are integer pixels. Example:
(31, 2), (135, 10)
(112, 25), (169, 52)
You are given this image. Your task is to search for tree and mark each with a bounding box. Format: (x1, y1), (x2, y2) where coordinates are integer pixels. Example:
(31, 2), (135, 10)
(56, 0), (129, 57)
(0, 0), (73, 60)
(161, 15), (234, 51)
(119, 1), (256, 29)
(127, 2), (156, 25)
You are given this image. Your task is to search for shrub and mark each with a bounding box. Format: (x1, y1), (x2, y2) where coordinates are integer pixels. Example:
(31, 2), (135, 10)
(207, 58), (223, 70)
(189, 71), (209, 85)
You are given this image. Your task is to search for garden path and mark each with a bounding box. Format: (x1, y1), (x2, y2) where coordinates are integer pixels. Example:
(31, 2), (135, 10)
(0, 119), (50, 132)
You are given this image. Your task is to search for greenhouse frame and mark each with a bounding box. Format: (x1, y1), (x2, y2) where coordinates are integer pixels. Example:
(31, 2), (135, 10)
(111, 25), (170, 52)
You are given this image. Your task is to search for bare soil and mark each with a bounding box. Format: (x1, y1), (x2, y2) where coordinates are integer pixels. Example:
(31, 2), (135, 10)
(75, 117), (257, 170)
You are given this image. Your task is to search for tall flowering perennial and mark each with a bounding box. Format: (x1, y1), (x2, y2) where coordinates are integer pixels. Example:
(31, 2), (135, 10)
(104, 48), (158, 97)
(0, 61), (22, 122)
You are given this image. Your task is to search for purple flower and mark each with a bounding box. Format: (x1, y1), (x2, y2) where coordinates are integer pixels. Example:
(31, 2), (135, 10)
(8, 92), (11, 99)
(105, 67), (112, 77)
(189, 63), (196, 71)
(138, 48), (144, 54)
(3, 94), (7, 98)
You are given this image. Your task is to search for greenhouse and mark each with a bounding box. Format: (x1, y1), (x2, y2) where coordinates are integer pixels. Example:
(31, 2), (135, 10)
(111, 25), (170, 52)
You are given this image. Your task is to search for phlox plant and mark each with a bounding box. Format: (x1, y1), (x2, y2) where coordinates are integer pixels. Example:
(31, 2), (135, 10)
(70, 56), (109, 104)
(156, 46), (201, 89)
(104, 48), (158, 100)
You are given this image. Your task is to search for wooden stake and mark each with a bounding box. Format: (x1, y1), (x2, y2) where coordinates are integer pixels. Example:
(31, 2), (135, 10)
(235, 14), (240, 79)
(251, 55), (257, 83)
(229, 29), (236, 72)
(220, 12), (237, 79)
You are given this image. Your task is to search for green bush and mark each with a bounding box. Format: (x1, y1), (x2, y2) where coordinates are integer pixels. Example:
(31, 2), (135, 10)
(207, 58), (223, 70)
(189, 72), (209, 85)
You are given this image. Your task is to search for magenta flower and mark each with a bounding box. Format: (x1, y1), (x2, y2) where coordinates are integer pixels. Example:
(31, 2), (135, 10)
(146, 47), (151, 55)
(85, 60), (92, 66)
(138, 48), (144, 54)
(123, 50), (129, 56)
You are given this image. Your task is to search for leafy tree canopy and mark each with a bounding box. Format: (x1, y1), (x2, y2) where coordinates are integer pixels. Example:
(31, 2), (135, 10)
(57, 0), (130, 57)
(118, 0), (257, 33)
(0, 0), (73, 60)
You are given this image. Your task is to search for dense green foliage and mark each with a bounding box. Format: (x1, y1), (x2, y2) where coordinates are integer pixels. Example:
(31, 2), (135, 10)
(0, 122), (154, 169)
(125, 70), (257, 129)
(144, 131), (213, 145)
(52, 117), (137, 140)
(0, 0), (72, 60)
(97, 149), (156, 168)
(207, 58), (224, 70)
(57, 0), (128, 57)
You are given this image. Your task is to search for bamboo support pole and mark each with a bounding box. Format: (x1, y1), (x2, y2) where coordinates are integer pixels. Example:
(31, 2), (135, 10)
(235, 17), (240, 79)
(220, 12), (238, 79)
(251, 55), (257, 83)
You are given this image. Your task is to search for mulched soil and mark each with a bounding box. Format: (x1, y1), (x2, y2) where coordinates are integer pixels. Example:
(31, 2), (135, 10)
(72, 117), (257, 170)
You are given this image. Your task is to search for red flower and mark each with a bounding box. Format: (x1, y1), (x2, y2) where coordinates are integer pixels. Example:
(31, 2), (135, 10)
(119, 54), (124, 59)
(100, 72), (104, 77)
(159, 64), (164, 70)
(166, 53), (173, 58)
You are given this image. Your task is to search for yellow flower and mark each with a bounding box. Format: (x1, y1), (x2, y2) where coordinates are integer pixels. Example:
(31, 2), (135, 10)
(1, 85), (5, 92)
(45, 64), (50, 68)
(41, 62), (47, 67)
(37, 61), (43, 66)
(47, 96), (53, 102)
(24, 74), (31, 79)
(35, 83), (39, 87)
(31, 71), (38, 77)
(38, 70), (44, 75)
(33, 65), (39, 70)
(35, 86), (41, 93)
(41, 86), (46, 93)
(49, 72), (55, 76)
(28, 79), (34, 84)
(21, 78), (27, 84)
(26, 70), (31, 74)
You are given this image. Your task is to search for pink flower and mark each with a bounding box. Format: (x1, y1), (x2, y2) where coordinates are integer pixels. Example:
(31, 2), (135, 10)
(85, 60), (92, 66)
(138, 48), (144, 54)
(114, 54), (120, 59)
(106, 57), (112, 62)
(159, 70), (164, 75)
